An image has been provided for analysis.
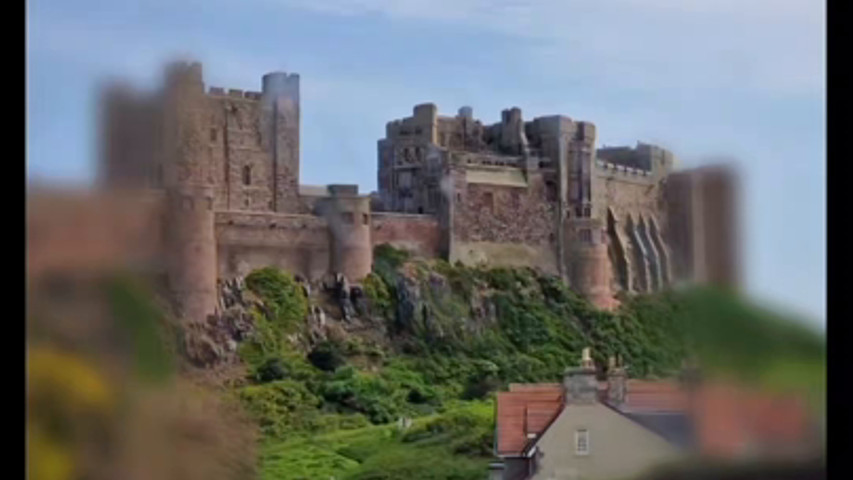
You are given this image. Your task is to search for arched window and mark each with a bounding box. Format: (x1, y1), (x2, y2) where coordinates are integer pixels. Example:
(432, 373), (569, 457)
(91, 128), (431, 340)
(242, 165), (251, 186)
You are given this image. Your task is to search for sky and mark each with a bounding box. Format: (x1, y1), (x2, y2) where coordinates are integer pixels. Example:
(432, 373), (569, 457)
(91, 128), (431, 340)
(26, 0), (826, 329)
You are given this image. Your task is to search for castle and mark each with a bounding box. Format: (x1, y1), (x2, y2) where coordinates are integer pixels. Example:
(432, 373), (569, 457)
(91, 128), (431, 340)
(27, 61), (738, 325)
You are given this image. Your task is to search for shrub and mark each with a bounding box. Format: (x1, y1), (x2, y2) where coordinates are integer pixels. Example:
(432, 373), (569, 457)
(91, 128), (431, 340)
(255, 357), (287, 383)
(374, 244), (412, 269)
(362, 273), (393, 319)
(320, 367), (401, 424)
(245, 267), (308, 334)
(238, 380), (323, 438)
(308, 340), (347, 372)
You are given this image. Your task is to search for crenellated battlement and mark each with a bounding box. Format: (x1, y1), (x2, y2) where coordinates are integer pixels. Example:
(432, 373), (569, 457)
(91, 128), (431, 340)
(91, 61), (734, 319)
(595, 160), (653, 177)
(597, 142), (674, 174)
(452, 152), (524, 168)
(206, 86), (263, 101)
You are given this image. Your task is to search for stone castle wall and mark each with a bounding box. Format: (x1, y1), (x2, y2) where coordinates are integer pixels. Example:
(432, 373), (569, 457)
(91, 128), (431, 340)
(27, 61), (738, 321)
(449, 168), (559, 273)
(371, 213), (442, 258)
(26, 189), (168, 281)
(214, 211), (330, 281)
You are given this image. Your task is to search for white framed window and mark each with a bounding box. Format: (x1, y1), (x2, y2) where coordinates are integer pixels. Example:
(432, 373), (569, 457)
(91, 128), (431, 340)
(575, 429), (589, 455)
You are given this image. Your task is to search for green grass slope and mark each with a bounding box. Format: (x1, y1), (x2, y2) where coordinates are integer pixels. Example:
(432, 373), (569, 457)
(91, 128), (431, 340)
(232, 246), (824, 479)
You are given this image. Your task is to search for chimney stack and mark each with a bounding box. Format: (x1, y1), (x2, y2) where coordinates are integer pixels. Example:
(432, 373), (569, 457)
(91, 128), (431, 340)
(607, 355), (627, 406)
(564, 347), (598, 405)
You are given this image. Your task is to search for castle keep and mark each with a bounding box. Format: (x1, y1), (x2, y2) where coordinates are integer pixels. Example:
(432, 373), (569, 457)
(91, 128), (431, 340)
(28, 62), (738, 325)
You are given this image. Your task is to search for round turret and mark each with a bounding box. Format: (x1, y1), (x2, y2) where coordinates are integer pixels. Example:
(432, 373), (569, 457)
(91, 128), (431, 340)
(318, 192), (373, 282)
(567, 220), (615, 310)
(166, 184), (217, 324)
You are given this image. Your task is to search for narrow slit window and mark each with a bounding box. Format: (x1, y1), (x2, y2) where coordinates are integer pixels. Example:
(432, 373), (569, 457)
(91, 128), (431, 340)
(243, 165), (252, 186)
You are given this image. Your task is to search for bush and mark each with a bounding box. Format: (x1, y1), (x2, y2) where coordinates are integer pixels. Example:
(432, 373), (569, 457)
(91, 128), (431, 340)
(320, 367), (401, 424)
(245, 267), (309, 334)
(374, 244), (411, 269)
(401, 405), (494, 457)
(238, 380), (323, 438)
(255, 357), (287, 383)
(362, 273), (393, 319)
(308, 340), (347, 372)
(345, 445), (488, 480)
(235, 259), (825, 480)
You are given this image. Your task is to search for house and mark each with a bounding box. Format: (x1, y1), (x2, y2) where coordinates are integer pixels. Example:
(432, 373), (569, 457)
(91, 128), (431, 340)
(491, 349), (820, 480)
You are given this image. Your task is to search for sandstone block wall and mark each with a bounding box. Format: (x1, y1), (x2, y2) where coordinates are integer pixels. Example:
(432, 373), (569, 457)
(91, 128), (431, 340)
(317, 195), (373, 282)
(371, 213), (442, 258)
(167, 185), (217, 324)
(448, 168), (559, 273)
(26, 189), (168, 282)
(81, 62), (741, 320)
(452, 178), (557, 246)
(215, 212), (330, 280)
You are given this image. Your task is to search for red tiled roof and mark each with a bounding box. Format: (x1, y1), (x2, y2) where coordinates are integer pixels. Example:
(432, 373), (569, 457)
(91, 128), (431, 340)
(496, 386), (563, 456)
(693, 383), (813, 457)
(496, 378), (815, 459)
(496, 380), (687, 456)
(508, 383), (562, 393)
(623, 380), (690, 412)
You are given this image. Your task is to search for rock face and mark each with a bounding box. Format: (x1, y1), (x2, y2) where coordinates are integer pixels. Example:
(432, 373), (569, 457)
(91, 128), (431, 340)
(394, 274), (420, 332)
(386, 265), (493, 344)
(198, 273), (393, 366)
(183, 326), (225, 368)
(179, 278), (263, 367)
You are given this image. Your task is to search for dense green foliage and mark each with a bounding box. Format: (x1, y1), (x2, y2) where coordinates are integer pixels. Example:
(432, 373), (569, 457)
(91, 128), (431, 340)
(105, 275), (175, 384)
(232, 246), (825, 480)
(245, 267), (310, 334)
(238, 268), (310, 371)
(258, 401), (494, 480)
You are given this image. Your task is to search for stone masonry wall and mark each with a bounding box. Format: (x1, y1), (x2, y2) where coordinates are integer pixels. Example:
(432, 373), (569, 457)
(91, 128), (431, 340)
(454, 176), (556, 246)
(215, 211), (330, 280)
(26, 190), (168, 281)
(371, 213), (442, 258)
(593, 167), (670, 293)
(205, 91), (275, 212)
(450, 168), (558, 272)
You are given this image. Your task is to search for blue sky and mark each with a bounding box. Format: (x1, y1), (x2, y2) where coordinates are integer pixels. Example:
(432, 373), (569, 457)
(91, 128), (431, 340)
(26, 0), (826, 329)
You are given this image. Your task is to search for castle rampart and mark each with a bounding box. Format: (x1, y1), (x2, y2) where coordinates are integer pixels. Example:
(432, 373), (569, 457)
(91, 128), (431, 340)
(25, 61), (739, 321)
(166, 184), (217, 324)
(317, 192), (373, 282)
(215, 211), (330, 281)
(370, 213), (442, 259)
